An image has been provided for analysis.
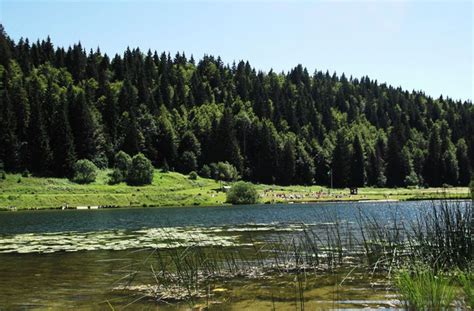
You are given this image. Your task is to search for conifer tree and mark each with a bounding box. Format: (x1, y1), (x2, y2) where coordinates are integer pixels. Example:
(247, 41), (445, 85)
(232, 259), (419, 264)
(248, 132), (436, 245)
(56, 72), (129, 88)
(51, 94), (76, 177)
(350, 135), (365, 187)
(332, 131), (351, 188)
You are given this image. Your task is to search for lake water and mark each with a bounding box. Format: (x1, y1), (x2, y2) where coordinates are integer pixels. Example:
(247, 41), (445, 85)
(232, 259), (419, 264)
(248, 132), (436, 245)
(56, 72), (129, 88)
(0, 200), (469, 309)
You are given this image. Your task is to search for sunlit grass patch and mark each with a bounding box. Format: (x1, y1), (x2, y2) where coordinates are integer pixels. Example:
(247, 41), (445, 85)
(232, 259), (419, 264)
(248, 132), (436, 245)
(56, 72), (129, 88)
(395, 266), (456, 310)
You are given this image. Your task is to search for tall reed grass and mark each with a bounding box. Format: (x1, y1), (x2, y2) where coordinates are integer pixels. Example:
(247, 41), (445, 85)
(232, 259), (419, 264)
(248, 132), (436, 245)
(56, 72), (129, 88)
(395, 266), (456, 311)
(118, 199), (472, 309)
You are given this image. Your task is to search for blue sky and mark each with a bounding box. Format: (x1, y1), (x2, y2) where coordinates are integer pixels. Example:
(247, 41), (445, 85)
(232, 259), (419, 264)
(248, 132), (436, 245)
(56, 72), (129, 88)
(1, 0), (472, 101)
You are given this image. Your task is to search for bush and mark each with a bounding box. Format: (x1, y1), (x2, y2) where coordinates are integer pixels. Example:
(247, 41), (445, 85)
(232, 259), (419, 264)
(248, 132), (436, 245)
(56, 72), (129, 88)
(21, 169), (29, 178)
(72, 159), (98, 184)
(0, 171), (5, 180)
(107, 168), (124, 185)
(211, 161), (240, 182)
(404, 171), (419, 187)
(226, 181), (258, 205)
(126, 153), (154, 186)
(395, 266), (456, 310)
(189, 171), (198, 180)
(114, 151), (132, 176)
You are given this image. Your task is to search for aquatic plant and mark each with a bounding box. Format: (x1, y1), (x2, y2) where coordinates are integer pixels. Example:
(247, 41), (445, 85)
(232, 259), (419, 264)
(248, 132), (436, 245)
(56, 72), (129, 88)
(456, 269), (473, 309)
(395, 266), (456, 310)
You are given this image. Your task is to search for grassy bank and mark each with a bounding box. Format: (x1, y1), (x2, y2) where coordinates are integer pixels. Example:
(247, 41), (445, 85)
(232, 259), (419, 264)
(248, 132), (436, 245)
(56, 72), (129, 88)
(0, 170), (470, 210)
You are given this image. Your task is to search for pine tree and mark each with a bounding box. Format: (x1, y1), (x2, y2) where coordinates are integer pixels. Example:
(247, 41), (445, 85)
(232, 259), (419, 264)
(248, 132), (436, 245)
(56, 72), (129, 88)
(456, 139), (472, 186)
(350, 135), (365, 187)
(332, 131), (351, 188)
(26, 74), (53, 174)
(69, 89), (97, 160)
(386, 127), (404, 187)
(51, 94), (76, 177)
(279, 139), (296, 185)
(424, 124), (442, 186)
(0, 82), (19, 170)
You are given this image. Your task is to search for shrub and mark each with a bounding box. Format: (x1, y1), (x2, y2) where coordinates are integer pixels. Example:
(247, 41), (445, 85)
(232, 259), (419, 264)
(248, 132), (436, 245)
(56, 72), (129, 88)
(457, 270), (473, 309)
(107, 168), (124, 185)
(211, 161), (240, 182)
(1, 171), (5, 180)
(21, 169), (29, 178)
(92, 153), (109, 169)
(114, 151), (132, 176)
(72, 159), (98, 184)
(226, 181), (258, 205)
(189, 171), (198, 180)
(404, 171), (419, 187)
(126, 153), (154, 186)
(395, 266), (456, 310)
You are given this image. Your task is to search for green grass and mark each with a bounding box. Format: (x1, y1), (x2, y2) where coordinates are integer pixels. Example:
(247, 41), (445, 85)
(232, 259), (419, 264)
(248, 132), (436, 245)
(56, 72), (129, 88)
(0, 170), (226, 210)
(256, 184), (469, 203)
(457, 269), (474, 309)
(395, 266), (457, 310)
(0, 170), (470, 210)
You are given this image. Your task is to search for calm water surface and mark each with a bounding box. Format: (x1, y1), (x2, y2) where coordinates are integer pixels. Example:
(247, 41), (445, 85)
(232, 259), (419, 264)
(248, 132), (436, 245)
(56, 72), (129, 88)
(0, 200), (468, 309)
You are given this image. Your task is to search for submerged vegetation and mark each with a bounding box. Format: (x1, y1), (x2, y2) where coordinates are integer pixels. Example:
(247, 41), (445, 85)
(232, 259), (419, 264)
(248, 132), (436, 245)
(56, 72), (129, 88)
(111, 200), (472, 309)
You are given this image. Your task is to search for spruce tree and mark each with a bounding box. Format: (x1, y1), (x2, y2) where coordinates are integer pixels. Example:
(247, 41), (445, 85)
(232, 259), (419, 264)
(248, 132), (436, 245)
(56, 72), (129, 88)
(350, 135), (365, 187)
(332, 131), (351, 188)
(51, 94), (76, 177)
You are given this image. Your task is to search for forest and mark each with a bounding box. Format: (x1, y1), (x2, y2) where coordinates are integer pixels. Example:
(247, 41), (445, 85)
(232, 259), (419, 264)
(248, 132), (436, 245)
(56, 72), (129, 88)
(0, 25), (472, 188)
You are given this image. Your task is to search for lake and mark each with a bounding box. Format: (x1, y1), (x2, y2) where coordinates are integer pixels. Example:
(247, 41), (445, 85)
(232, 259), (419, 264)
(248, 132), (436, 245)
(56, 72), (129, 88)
(0, 200), (469, 309)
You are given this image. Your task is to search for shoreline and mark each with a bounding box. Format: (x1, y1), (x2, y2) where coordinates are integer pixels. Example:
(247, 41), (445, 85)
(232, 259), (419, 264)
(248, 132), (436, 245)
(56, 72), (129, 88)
(0, 171), (470, 212)
(1, 197), (471, 212)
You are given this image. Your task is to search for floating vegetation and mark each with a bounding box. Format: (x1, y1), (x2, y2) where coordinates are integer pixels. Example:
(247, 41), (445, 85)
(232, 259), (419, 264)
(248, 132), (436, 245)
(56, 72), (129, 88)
(0, 224), (310, 254)
(113, 200), (472, 309)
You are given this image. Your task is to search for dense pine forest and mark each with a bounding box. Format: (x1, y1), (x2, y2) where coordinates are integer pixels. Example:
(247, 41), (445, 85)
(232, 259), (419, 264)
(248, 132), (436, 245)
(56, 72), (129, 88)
(0, 25), (472, 187)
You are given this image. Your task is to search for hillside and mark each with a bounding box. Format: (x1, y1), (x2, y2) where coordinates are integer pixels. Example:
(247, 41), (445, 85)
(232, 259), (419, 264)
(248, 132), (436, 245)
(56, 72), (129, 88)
(0, 25), (472, 188)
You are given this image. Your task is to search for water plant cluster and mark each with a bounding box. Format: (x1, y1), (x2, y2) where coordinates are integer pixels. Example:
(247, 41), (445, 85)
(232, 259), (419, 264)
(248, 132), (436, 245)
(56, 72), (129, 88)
(117, 200), (472, 309)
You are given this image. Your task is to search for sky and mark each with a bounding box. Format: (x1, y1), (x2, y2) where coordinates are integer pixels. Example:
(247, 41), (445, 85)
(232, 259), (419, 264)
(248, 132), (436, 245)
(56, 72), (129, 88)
(1, 0), (472, 101)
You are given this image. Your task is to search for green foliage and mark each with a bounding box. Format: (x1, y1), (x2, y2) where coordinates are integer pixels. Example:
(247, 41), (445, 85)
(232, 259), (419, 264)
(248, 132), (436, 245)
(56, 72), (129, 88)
(0, 27), (471, 188)
(213, 162), (240, 182)
(404, 170), (420, 187)
(114, 151), (132, 176)
(226, 181), (258, 205)
(395, 267), (456, 311)
(179, 151), (198, 174)
(199, 164), (211, 178)
(350, 135), (365, 187)
(71, 159), (98, 184)
(188, 171), (198, 180)
(1, 171), (5, 180)
(126, 153), (154, 186)
(457, 270), (474, 309)
(21, 169), (29, 178)
(107, 168), (123, 185)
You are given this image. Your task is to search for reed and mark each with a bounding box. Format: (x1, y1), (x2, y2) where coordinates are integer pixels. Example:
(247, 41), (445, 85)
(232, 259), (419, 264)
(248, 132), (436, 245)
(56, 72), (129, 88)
(395, 265), (456, 310)
(118, 199), (472, 309)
